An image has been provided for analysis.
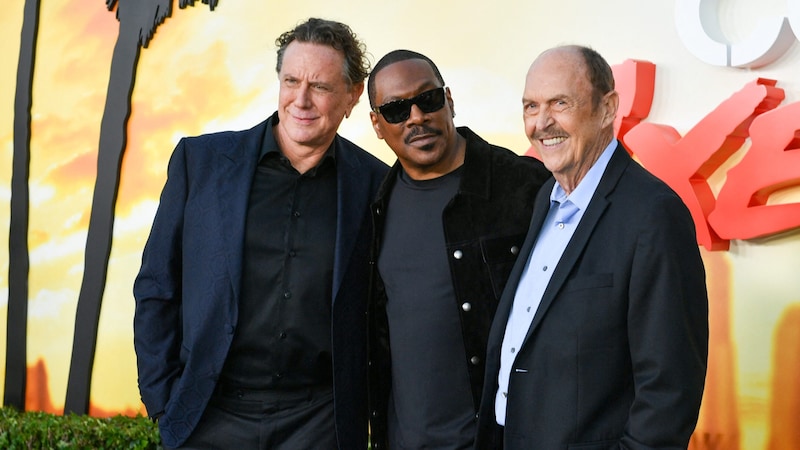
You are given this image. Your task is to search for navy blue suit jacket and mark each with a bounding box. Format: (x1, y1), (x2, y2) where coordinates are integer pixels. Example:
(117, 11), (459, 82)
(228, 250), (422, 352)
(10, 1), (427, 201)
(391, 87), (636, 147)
(133, 114), (388, 448)
(475, 144), (708, 449)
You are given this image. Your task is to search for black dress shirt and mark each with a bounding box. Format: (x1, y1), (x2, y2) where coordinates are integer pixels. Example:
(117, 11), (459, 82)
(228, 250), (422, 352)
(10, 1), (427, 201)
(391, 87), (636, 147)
(221, 124), (337, 390)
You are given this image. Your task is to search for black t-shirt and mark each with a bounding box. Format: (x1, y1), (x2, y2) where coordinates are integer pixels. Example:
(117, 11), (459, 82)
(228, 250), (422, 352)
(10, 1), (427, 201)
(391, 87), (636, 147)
(378, 166), (475, 449)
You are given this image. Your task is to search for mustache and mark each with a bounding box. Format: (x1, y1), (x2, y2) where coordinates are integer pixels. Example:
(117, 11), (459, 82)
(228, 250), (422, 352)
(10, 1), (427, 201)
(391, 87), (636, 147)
(532, 126), (567, 141)
(404, 125), (442, 144)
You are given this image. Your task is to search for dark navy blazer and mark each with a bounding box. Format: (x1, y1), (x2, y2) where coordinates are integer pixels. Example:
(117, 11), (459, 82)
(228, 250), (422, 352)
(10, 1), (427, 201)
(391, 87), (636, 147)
(475, 144), (708, 449)
(133, 114), (388, 449)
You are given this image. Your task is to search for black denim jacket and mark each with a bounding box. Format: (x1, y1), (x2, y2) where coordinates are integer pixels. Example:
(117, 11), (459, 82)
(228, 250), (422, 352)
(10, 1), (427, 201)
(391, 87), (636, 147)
(367, 127), (551, 449)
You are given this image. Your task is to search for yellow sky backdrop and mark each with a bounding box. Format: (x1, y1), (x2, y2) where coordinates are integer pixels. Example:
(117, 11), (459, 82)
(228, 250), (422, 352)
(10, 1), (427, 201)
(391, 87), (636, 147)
(2, 1), (800, 448)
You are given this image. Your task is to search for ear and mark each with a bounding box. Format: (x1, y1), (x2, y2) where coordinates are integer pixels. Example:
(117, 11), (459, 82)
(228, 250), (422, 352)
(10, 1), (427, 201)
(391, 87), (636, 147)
(600, 90), (619, 129)
(446, 86), (455, 118)
(346, 82), (365, 118)
(370, 111), (385, 140)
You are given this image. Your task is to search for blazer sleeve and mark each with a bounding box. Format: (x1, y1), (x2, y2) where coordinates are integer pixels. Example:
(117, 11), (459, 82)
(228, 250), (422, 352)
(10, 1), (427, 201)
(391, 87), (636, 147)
(623, 190), (709, 448)
(132, 139), (189, 417)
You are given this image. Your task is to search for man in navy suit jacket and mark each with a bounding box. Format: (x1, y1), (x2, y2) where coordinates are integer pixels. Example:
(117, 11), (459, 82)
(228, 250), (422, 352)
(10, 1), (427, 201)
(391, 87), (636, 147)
(133, 18), (388, 449)
(475, 45), (708, 449)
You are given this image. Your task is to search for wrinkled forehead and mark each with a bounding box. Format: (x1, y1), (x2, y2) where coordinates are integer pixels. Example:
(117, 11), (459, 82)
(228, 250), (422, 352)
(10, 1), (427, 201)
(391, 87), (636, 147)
(525, 50), (590, 95)
(280, 41), (349, 83)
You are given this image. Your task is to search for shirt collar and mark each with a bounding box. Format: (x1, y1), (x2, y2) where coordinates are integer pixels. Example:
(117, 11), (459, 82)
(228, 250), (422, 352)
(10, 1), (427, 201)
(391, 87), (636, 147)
(258, 110), (337, 166)
(549, 138), (617, 210)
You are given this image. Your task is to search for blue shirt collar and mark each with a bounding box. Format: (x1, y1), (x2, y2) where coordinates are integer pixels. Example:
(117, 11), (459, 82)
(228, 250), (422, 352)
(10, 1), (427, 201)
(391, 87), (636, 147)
(550, 139), (617, 210)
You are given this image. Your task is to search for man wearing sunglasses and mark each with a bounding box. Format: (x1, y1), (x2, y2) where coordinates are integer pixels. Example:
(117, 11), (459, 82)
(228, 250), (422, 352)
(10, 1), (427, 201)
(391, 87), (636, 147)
(365, 49), (551, 449)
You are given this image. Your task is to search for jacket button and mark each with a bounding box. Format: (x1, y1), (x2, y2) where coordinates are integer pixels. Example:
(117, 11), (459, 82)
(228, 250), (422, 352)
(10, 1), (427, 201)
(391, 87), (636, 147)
(470, 356), (481, 365)
(376, 207), (382, 216)
(461, 302), (472, 312)
(453, 250), (463, 259)
(510, 245), (519, 255)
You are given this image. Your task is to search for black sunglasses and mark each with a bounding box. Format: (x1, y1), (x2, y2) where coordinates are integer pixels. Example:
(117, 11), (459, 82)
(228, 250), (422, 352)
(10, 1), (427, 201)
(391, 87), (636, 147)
(373, 87), (447, 124)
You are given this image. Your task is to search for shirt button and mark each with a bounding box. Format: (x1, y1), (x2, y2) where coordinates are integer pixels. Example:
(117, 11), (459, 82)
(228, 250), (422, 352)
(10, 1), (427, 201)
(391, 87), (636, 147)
(453, 250), (463, 259)
(461, 302), (472, 312)
(470, 356), (480, 365)
(558, 222), (565, 229)
(293, 211), (301, 217)
(510, 245), (519, 255)
(279, 331), (287, 339)
(275, 372), (283, 379)
(283, 291), (292, 299)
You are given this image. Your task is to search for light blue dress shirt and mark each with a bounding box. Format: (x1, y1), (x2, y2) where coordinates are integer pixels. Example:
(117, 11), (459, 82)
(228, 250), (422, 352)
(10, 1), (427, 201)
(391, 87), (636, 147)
(495, 140), (617, 425)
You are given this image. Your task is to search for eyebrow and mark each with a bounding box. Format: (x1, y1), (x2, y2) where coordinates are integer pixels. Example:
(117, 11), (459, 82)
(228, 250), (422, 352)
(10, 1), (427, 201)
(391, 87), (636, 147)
(380, 82), (439, 103)
(523, 94), (572, 104)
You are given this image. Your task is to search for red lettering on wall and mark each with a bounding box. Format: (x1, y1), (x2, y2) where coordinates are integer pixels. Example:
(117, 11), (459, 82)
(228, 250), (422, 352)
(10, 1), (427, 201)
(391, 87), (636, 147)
(612, 59), (656, 140)
(623, 78), (785, 250)
(709, 101), (800, 239)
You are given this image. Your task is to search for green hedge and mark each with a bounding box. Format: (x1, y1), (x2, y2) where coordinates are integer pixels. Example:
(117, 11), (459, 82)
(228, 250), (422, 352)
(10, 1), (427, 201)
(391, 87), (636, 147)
(0, 407), (161, 449)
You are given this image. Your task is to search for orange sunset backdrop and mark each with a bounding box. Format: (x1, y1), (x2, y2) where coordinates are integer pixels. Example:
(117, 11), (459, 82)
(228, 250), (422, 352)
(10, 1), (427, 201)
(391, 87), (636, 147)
(2, 1), (800, 449)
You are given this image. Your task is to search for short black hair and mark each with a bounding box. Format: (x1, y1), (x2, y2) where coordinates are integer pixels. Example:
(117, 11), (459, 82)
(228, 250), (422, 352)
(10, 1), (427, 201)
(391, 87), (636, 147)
(367, 49), (445, 108)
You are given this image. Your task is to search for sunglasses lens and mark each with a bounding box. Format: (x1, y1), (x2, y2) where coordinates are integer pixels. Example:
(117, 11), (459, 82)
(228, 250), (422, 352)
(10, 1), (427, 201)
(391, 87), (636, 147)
(417, 88), (445, 113)
(377, 87), (446, 124)
(380, 102), (410, 124)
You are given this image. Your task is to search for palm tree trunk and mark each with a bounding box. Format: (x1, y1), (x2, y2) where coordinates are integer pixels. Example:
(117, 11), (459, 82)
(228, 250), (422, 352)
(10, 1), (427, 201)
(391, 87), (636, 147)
(63, 18), (142, 415)
(5, 0), (41, 412)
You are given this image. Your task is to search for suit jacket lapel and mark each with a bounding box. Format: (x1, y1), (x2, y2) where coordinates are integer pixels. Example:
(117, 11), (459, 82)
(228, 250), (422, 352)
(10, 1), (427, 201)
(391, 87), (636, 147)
(488, 177), (555, 352)
(331, 137), (367, 302)
(522, 144), (631, 345)
(217, 122), (266, 303)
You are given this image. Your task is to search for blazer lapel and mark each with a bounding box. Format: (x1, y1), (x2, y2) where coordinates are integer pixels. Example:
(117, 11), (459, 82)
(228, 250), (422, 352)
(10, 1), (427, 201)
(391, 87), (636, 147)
(216, 123), (266, 304)
(489, 177), (555, 349)
(522, 144), (632, 344)
(331, 138), (368, 302)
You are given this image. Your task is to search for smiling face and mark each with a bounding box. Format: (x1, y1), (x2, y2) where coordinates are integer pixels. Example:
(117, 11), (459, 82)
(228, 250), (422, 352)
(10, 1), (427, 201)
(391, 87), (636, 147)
(522, 47), (618, 193)
(276, 41), (362, 162)
(369, 58), (464, 180)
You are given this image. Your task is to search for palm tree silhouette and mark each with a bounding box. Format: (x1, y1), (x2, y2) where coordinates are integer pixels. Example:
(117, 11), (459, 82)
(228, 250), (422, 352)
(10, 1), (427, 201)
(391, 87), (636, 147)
(64, 0), (219, 415)
(4, 0), (41, 412)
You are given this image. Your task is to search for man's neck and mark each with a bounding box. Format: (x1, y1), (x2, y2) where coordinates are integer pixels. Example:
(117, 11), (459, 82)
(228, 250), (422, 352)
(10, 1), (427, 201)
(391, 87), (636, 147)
(274, 127), (332, 174)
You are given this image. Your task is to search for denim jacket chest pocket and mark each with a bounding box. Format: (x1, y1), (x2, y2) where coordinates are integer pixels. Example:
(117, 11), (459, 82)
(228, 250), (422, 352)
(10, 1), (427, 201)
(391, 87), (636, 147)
(480, 233), (527, 298)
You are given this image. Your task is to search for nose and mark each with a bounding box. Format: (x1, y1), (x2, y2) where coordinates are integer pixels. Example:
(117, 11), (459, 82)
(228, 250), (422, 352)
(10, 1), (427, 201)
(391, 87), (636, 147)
(294, 86), (312, 107)
(406, 103), (426, 124)
(535, 107), (554, 130)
